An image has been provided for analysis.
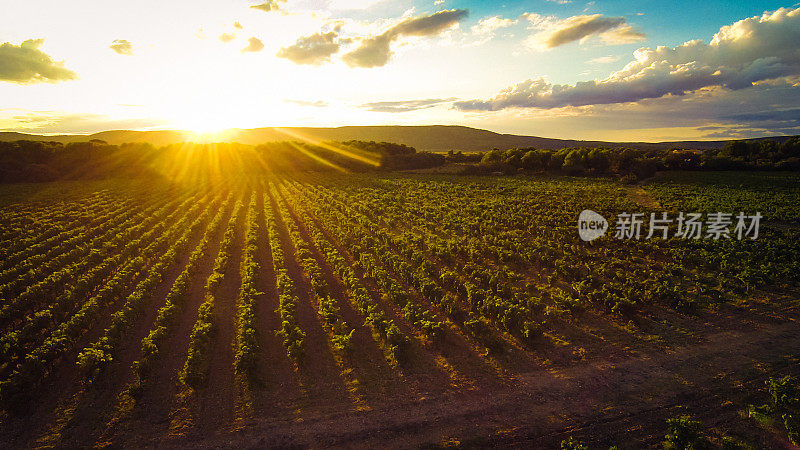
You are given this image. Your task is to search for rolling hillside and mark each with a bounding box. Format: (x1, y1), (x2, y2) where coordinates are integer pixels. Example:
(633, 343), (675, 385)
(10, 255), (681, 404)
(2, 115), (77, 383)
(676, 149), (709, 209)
(0, 126), (795, 152)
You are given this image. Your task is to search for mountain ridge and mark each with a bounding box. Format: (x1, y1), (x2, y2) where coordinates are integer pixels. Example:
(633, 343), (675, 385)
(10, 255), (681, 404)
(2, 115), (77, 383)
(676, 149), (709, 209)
(1, 125), (794, 152)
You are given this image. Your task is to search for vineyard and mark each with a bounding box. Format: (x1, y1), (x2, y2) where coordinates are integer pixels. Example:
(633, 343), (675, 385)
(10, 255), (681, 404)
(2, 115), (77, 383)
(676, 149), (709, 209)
(0, 171), (799, 447)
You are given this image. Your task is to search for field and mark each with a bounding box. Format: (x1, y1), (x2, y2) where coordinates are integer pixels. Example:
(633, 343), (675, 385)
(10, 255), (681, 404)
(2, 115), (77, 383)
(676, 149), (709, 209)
(0, 171), (799, 448)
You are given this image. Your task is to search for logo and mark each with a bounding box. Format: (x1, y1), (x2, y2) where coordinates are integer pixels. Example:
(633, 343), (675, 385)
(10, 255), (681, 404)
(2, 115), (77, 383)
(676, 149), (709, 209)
(578, 209), (608, 242)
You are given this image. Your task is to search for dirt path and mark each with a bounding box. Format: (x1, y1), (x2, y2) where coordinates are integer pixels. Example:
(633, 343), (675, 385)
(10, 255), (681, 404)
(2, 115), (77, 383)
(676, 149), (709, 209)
(169, 318), (800, 449)
(627, 185), (660, 209)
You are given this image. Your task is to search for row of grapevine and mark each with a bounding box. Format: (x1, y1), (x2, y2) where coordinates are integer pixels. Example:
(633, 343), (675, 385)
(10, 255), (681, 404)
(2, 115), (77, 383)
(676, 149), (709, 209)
(264, 189), (305, 362)
(273, 184), (355, 356)
(0, 194), (186, 330)
(279, 183), (408, 362)
(0, 192), (209, 408)
(180, 197), (246, 388)
(133, 194), (234, 383)
(0, 196), (194, 368)
(234, 195), (260, 378)
(77, 193), (226, 379)
(288, 183), (446, 344)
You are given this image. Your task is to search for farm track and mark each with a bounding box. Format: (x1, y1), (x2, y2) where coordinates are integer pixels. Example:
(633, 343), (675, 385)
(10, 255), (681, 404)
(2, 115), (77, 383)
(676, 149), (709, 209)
(168, 316), (800, 449)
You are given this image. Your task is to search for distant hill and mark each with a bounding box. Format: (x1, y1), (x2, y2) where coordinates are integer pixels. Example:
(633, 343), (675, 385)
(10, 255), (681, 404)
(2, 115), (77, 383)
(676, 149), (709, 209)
(1, 126), (795, 152)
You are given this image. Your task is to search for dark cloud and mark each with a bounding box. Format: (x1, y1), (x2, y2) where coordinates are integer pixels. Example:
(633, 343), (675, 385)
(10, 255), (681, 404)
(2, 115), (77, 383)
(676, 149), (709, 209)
(524, 13), (644, 48)
(277, 31), (342, 65)
(504, 79), (800, 140)
(456, 7), (800, 111)
(0, 39), (77, 84)
(722, 108), (800, 124)
(544, 15), (624, 47)
(343, 9), (468, 68)
(342, 34), (392, 68)
(110, 39), (134, 55)
(361, 98), (458, 112)
(390, 9), (469, 37)
(242, 37), (264, 53)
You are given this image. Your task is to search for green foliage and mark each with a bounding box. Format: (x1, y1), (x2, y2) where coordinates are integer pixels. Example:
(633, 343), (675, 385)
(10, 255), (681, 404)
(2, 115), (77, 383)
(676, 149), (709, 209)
(560, 436), (589, 450)
(663, 415), (710, 449)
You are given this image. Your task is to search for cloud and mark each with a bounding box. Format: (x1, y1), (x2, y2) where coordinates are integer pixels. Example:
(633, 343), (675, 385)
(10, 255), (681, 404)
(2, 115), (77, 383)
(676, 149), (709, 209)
(457, 78), (800, 141)
(277, 31), (342, 65)
(219, 33), (236, 43)
(470, 16), (516, 37)
(110, 39), (134, 55)
(588, 55), (619, 64)
(391, 9), (469, 37)
(283, 99), (329, 107)
(599, 25), (646, 45)
(525, 13), (645, 48)
(343, 9), (468, 68)
(327, 0), (385, 10)
(0, 39), (77, 84)
(360, 97), (458, 112)
(233, 21), (243, 30)
(242, 37), (264, 53)
(342, 34), (393, 68)
(456, 7), (800, 111)
(250, 1), (285, 13)
(0, 110), (166, 133)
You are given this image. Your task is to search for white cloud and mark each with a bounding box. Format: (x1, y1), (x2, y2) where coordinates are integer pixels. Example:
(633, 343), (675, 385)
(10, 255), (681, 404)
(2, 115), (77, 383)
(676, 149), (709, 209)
(219, 33), (236, 43)
(456, 7), (800, 111)
(110, 39), (134, 55)
(242, 37), (264, 53)
(588, 55), (619, 64)
(471, 16), (516, 36)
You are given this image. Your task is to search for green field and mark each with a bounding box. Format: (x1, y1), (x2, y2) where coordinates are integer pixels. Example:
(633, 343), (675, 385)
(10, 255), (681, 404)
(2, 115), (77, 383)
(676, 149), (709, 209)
(0, 171), (799, 448)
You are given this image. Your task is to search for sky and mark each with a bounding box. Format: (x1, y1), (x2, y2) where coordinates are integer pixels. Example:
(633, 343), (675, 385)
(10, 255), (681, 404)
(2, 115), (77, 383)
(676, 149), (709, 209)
(0, 0), (798, 141)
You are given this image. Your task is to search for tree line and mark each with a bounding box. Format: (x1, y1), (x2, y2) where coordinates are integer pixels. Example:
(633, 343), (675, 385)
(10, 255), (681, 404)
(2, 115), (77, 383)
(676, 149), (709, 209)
(455, 136), (800, 181)
(2, 136), (798, 183)
(0, 139), (446, 183)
